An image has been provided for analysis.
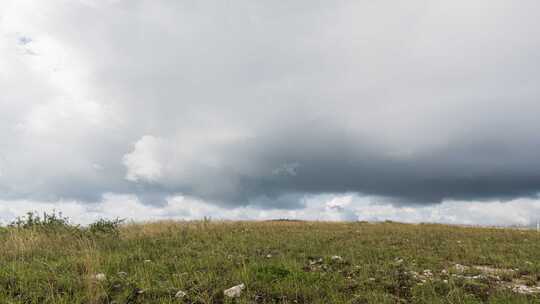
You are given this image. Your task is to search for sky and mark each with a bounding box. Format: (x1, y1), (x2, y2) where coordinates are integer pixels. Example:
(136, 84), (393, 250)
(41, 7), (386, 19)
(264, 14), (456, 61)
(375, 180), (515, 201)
(1, 0), (540, 225)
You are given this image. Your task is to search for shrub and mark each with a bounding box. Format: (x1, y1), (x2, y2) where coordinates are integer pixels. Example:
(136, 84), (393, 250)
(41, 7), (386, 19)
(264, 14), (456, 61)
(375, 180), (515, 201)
(88, 218), (124, 235)
(9, 211), (75, 231)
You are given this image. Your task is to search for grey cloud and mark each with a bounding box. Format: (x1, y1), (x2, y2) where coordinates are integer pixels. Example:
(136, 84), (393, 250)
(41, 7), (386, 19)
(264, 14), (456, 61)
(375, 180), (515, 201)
(1, 0), (540, 209)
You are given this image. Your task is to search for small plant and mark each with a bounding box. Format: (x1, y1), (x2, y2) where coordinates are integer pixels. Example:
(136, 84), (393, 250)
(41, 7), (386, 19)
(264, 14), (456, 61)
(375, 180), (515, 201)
(9, 211), (74, 231)
(499, 271), (515, 282)
(385, 261), (414, 301)
(462, 280), (491, 301)
(88, 218), (124, 235)
(254, 265), (291, 282)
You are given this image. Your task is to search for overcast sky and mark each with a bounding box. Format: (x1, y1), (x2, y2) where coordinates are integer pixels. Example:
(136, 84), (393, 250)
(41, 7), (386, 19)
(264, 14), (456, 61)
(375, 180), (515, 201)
(1, 0), (540, 225)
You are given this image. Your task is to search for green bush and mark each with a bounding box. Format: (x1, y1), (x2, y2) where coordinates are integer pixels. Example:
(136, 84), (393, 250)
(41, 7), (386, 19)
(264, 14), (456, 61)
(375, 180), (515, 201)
(88, 218), (124, 235)
(9, 211), (75, 231)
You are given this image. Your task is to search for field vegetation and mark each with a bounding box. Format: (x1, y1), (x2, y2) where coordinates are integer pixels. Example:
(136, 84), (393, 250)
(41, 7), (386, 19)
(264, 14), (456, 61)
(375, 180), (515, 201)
(1, 212), (540, 303)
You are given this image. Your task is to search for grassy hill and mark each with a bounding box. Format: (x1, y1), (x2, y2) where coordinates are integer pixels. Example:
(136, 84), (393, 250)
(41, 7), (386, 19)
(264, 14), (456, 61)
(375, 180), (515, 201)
(1, 215), (540, 303)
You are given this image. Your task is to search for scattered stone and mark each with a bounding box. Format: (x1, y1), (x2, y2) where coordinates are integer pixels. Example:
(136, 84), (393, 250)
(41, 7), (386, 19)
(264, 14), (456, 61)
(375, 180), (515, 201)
(175, 290), (187, 298)
(471, 274), (484, 280)
(224, 283), (245, 298)
(144, 259), (152, 263)
(441, 263), (540, 294)
(394, 258), (404, 264)
(331, 255), (343, 262)
(254, 294), (264, 301)
(512, 284), (540, 294)
(92, 273), (106, 281)
(117, 271), (127, 277)
(423, 269), (433, 278)
(454, 264), (468, 273)
(473, 265), (515, 276)
(266, 254), (272, 258)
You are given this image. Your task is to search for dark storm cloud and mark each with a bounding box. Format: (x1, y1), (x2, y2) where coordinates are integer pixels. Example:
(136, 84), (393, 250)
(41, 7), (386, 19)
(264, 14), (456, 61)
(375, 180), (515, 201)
(147, 119), (540, 206)
(1, 0), (540, 208)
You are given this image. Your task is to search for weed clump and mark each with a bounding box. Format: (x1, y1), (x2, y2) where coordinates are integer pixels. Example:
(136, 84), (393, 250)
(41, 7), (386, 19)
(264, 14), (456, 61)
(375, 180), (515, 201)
(88, 218), (124, 235)
(254, 265), (291, 282)
(9, 211), (75, 232)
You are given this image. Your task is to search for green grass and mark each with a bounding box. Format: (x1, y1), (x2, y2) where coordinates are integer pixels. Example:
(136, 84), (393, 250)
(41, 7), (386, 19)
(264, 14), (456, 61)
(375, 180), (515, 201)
(1, 220), (540, 303)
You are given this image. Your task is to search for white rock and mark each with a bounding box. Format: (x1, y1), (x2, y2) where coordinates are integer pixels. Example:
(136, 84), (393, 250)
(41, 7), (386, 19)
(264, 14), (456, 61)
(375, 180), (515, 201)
(331, 255), (343, 261)
(423, 269), (433, 277)
(224, 283), (245, 298)
(454, 264), (467, 273)
(512, 284), (540, 294)
(175, 290), (187, 298)
(92, 273), (106, 281)
(471, 274), (484, 279)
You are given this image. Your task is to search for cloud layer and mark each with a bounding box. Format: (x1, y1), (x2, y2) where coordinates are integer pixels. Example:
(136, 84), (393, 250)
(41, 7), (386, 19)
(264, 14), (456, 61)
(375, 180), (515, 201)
(2, 194), (540, 227)
(1, 0), (540, 222)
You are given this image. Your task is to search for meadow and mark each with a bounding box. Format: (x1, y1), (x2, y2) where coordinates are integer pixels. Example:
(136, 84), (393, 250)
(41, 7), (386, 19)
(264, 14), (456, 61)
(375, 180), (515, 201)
(1, 213), (540, 303)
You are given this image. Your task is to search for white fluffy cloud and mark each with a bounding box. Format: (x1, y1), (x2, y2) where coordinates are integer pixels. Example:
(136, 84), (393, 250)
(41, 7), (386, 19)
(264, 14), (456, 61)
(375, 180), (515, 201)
(123, 136), (164, 182)
(1, 194), (540, 227)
